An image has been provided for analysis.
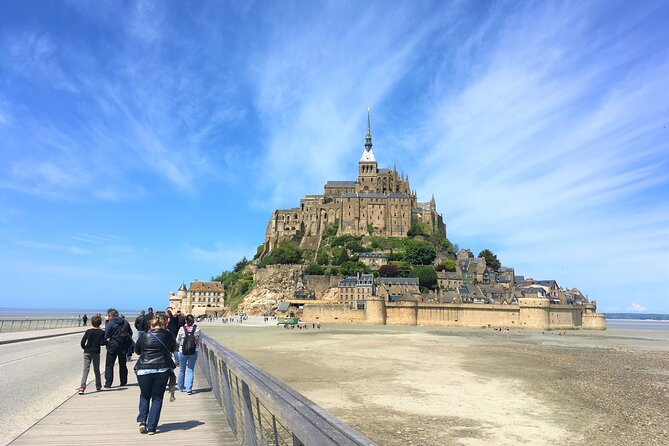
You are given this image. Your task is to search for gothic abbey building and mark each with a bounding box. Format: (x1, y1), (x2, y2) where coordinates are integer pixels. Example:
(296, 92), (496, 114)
(263, 113), (446, 254)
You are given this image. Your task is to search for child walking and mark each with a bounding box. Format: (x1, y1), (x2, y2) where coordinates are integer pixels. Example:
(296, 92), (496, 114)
(79, 314), (106, 394)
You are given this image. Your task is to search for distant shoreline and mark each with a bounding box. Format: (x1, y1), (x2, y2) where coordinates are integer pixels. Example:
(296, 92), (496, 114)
(0, 307), (142, 318)
(604, 313), (668, 321)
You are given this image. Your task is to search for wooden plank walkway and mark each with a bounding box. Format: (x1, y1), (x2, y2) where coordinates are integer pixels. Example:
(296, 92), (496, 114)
(11, 364), (238, 445)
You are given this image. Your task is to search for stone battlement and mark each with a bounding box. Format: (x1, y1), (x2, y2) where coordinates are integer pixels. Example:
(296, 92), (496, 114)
(300, 298), (606, 330)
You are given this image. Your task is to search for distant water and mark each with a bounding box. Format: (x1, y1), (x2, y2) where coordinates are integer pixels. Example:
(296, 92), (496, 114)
(606, 319), (669, 331)
(0, 307), (141, 319)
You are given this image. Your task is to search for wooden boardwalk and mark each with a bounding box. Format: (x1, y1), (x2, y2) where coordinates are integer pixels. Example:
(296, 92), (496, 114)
(11, 365), (237, 445)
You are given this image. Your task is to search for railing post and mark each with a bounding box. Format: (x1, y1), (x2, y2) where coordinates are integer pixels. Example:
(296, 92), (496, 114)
(210, 353), (221, 403)
(242, 382), (259, 446)
(272, 415), (280, 446)
(220, 361), (237, 435)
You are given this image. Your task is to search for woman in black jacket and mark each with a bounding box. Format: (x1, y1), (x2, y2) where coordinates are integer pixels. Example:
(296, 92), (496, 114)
(134, 316), (176, 435)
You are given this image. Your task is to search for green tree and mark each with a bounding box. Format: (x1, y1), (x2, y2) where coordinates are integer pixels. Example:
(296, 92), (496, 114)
(478, 249), (501, 271)
(393, 261), (412, 278)
(261, 240), (303, 266)
(345, 239), (365, 253)
(233, 256), (249, 273)
(411, 266), (438, 292)
(403, 239), (437, 265)
(304, 263), (325, 275)
(274, 240), (303, 264)
(316, 247), (330, 265)
(435, 258), (456, 272)
(408, 219), (431, 237)
(339, 261), (368, 276)
(322, 219), (339, 239)
(331, 247), (350, 265)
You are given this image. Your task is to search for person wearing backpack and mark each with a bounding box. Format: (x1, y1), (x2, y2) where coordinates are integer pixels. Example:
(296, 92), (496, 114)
(103, 308), (133, 388)
(175, 314), (201, 395)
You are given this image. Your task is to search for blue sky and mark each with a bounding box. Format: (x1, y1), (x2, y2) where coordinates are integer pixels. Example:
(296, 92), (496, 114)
(0, 0), (667, 313)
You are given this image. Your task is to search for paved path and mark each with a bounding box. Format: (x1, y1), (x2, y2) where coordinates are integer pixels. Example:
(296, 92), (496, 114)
(11, 365), (236, 445)
(0, 332), (91, 445)
(0, 326), (88, 345)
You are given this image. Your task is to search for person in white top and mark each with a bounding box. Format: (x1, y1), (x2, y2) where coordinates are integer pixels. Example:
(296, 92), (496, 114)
(175, 314), (201, 394)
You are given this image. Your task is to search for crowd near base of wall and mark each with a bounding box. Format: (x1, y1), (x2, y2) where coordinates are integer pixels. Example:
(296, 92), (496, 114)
(300, 298), (607, 330)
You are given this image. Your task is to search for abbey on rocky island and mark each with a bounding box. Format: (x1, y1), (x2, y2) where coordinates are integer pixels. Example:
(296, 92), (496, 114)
(263, 111), (446, 254)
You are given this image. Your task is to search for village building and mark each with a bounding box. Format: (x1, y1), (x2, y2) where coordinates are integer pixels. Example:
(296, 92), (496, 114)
(358, 252), (388, 269)
(168, 280), (226, 316)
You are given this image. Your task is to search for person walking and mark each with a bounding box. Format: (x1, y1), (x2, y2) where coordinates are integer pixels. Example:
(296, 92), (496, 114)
(134, 317), (177, 435)
(103, 308), (133, 388)
(175, 314), (201, 395)
(134, 310), (145, 336)
(165, 307), (181, 365)
(82, 314), (88, 326)
(78, 315), (105, 394)
(142, 307), (154, 332)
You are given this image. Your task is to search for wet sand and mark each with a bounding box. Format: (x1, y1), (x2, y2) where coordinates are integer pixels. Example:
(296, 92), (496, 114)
(202, 320), (669, 445)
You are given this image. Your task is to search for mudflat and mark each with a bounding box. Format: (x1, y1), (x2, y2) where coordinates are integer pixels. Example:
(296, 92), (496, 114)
(203, 320), (669, 446)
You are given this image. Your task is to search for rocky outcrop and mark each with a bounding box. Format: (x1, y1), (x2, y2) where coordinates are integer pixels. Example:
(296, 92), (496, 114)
(237, 265), (308, 315)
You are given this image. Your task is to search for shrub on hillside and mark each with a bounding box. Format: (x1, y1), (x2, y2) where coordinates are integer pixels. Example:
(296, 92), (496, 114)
(411, 265), (438, 292)
(403, 239), (437, 265)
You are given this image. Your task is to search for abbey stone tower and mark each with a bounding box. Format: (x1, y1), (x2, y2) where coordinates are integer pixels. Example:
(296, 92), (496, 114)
(263, 111), (446, 254)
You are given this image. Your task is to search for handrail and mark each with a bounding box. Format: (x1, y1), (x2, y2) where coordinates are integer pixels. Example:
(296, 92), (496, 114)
(199, 333), (377, 446)
(0, 318), (80, 333)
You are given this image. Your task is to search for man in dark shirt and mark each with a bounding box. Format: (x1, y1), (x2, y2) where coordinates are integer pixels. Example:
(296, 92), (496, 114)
(103, 308), (133, 387)
(142, 307), (154, 332)
(134, 310), (145, 335)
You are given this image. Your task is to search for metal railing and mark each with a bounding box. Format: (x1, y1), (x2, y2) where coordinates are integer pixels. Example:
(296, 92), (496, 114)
(199, 334), (377, 446)
(0, 318), (80, 333)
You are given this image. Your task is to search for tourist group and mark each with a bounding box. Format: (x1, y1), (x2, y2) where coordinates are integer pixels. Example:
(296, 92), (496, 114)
(78, 306), (201, 435)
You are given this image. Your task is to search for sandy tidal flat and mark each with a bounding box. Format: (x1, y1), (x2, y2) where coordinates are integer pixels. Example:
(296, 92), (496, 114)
(203, 321), (669, 446)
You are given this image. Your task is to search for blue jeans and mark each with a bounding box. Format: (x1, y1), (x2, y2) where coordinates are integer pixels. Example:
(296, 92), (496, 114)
(177, 351), (198, 392)
(137, 370), (170, 432)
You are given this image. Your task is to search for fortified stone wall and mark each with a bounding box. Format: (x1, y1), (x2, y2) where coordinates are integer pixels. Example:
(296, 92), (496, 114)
(301, 303), (366, 324)
(416, 304), (520, 328)
(386, 301), (418, 325)
(298, 298), (606, 330)
(549, 305), (582, 330)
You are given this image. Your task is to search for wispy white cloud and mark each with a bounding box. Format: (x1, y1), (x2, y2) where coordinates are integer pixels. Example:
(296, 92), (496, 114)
(251, 3), (453, 208)
(19, 240), (89, 255)
(410, 2), (669, 309)
(626, 303), (647, 312)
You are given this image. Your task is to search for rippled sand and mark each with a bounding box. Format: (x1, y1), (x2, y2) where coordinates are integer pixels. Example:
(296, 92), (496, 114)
(203, 320), (669, 446)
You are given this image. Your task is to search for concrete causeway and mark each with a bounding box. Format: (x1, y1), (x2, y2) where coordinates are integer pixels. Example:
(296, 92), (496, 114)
(10, 362), (237, 445)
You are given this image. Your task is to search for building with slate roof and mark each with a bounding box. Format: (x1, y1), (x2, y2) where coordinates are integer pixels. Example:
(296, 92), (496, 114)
(168, 279), (226, 316)
(262, 110), (446, 255)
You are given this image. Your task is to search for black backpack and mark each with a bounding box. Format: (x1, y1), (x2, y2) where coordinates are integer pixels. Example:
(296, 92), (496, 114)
(114, 322), (132, 347)
(181, 324), (197, 355)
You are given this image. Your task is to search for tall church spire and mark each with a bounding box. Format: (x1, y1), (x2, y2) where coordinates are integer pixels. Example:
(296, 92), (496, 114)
(365, 107), (372, 151)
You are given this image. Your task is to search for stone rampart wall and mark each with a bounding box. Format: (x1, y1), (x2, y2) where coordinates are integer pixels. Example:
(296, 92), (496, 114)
(299, 299), (606, 330)
(386, 302), (418, 325)
(416, 304), (520, 328)
(548, 305), (581, 329)
(301, 303), (366, 324)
